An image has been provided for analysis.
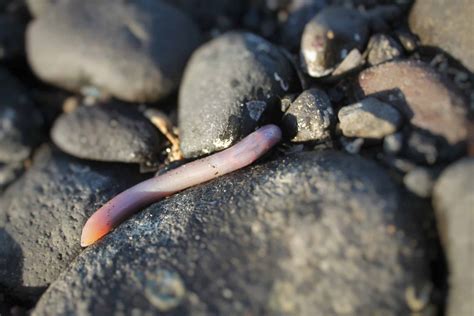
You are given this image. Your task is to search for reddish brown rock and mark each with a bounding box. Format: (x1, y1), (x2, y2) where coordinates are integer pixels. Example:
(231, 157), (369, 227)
(357, 61), (468, 158)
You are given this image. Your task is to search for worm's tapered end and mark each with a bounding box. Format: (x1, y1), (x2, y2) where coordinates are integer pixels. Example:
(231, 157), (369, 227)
(81, 215), (112, 247)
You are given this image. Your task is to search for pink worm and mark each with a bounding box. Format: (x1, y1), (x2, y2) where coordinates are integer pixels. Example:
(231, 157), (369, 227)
(81, 124), (282, 247)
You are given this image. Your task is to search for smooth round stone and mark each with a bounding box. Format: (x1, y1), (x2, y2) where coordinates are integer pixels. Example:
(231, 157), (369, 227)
(0, 68), (43, 162)
(33, 151), (435, 315)
(301, 7), (369, 77)
(433, 158), (474, 316)
(338, 97), (402, 139)
(282, 88), (335, 142)
(409, 0), (474, 72)
(51, 102), (163, 164)
(27, 0), (201, 102)
(357, 60), (468, 162)
(0, 145), (146, 301)
(179, 31), (298, 158)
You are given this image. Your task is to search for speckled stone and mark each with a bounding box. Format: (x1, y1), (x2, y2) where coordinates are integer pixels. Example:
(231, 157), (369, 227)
(282, 88), (335, 142)
(51, 102), (163, 164)
(33, 151), (435, 316)
(0, 145), (146, 301)
(179, 31), (298, 158)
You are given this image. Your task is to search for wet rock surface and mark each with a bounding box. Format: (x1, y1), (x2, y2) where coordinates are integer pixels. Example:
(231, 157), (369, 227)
(179, 32), (297, 158)
(51, 102), (163, 164)
(0, 146), (146, 300)
(338, 97), (402, 139)
(33, 151), (434, 316)
(433, 158), (474, 316)
(27, 0), (201, 102)
(409, 0), (474, 72)
(282, 88), (334, 142)
(357, 60), (468, 162)
(0, 68), (43, 162)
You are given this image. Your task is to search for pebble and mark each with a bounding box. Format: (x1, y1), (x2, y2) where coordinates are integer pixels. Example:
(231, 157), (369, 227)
(0, 68), (43, 163)
(366, 33), (403, 66)
(32, 151), (435, 315)
(433, 158), (474, 316)
(403, 167), (436, 198)
(26, 0), (201, 102)
(301, 7), (368, 77)
(338, 97), (402, 139)
(0, 162), (22, 192)
(282, 88), (334, 142)
(358, 60), (468, 162)
(51, 102), (163, 165)
(25, 0), (57, 17)
(179, 31), (297, 158)
(0, 145), (146, 301)
(383, 132), (404, 155)
(409, 0), (474, 72)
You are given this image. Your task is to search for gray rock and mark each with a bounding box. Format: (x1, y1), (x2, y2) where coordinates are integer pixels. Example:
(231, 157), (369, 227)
(51, 102), (163, 165)
(403, 167), (435, 198)
(383, 132), (403, 154)
(0, 145), (146, 300)
(366, 33), (403, 66)
(301, 7), (369, 77)
(26, 0), (201, 102)
(433, 158), (474, 316)
(358, 60), (468, 162)
(33, 151), (435, 316)
(404, 129), (439, 165)
(338, 97), (402, 139)
(0, 68), (43, 162)
(0, 14), (24, 60)
(282, 88), (334, 142)
(179, 32), (297, 158)
(409, 0), (474, 72)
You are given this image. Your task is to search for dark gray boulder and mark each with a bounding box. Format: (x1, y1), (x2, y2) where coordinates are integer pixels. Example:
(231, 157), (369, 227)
(179, 32), (298, 158)
(33, 151), (435, 315)
(0, 68), (43, 163)
(0, 14), (24, 60)
(0, 145), (146, 300)
(26, 0), (201, 102)
(51, 103), (163, 164)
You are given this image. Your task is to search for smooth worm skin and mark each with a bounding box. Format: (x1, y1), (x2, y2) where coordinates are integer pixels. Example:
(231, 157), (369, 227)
(81, 124), (282, 247)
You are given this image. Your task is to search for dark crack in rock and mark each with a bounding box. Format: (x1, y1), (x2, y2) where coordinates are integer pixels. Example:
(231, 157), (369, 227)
(179, 31), (298, 158)
(33, 151), (434, 316)
(433, 158), (474, 316)
(26, 0), (201, 102)
(0, 145), (146, 301)
(282, 88), (334, 142)
(51, 102), (163, 164)
(0, 68), (43, 163)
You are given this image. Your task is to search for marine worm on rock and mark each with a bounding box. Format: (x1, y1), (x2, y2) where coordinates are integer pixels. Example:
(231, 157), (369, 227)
(81, 124), (282, 247)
